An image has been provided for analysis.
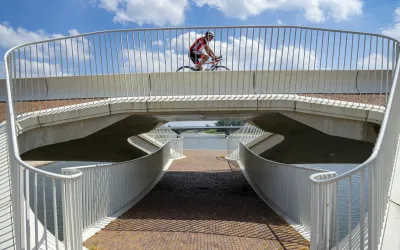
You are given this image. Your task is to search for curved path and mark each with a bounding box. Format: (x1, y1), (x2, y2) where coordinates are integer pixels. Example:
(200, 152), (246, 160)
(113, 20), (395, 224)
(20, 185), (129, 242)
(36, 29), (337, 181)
(83, 151), (309, 250)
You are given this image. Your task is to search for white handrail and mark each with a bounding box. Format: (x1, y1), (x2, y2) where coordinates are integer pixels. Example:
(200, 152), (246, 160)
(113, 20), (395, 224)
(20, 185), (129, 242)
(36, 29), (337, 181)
(4, 25), (400, 51)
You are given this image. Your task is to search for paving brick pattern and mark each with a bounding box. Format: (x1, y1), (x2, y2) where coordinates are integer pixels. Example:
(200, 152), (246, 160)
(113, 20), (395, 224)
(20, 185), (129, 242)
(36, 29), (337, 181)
(301, 94), (387, 106)
(0, 99), (97, 122)
(84, 151), (310, 250)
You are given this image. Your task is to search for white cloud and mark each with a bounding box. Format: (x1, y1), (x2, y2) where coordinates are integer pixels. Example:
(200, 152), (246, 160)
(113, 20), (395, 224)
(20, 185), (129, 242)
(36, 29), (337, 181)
(0, 23), (88, 62)
(0, 22), (65, 49)
(0, 23), (89, 79)
(194, 0), (363, 23)
(152, 40), (164, 46)
(357, 53), (393, 70)
(16, 59), (65, 78)
(99, 0), (188, 26)
(120, 31), (318, 73)
(382, 6), (400, 40)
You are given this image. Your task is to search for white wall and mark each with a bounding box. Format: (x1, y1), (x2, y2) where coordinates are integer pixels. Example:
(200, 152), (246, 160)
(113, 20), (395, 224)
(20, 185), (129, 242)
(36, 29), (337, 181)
(1, 70), (392, 101)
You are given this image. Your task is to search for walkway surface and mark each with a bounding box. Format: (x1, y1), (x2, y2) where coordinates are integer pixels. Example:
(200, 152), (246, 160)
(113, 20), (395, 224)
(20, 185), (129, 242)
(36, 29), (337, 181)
(0, 93), (386, 123)
(83, 150), (309, 250)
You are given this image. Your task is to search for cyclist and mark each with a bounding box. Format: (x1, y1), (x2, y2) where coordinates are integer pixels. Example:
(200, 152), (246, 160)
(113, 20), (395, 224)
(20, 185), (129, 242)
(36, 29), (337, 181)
(189, 31), (217, 71)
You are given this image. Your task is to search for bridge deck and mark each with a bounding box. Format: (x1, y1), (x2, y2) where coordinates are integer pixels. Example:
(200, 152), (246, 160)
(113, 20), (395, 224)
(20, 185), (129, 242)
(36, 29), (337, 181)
(0, 93), (386, 123)
(83, 151), (309, 250)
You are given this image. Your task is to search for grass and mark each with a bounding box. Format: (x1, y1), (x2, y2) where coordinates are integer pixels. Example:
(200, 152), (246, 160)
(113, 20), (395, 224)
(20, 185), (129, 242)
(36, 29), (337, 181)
(204, 129), (225, 134)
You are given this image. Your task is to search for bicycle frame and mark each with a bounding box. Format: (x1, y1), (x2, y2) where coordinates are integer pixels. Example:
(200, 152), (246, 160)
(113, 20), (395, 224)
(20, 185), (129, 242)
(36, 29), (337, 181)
(203, 57), (222, 70)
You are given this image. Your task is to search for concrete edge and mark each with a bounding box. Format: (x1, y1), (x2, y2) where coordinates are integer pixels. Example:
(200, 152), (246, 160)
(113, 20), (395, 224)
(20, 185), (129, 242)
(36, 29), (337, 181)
(82, 159), (174, 242)
(126, 138), (153, 155)
(236, 159), (311, 242)
(14, 95), (385, 136)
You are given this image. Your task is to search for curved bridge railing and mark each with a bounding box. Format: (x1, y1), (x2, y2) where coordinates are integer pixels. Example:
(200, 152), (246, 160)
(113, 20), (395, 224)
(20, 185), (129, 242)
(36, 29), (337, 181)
(310, 63), (400, 249)
(227, 124), (329, 238)
(61, 140), (174, 236)
(4, 26), (400, 249)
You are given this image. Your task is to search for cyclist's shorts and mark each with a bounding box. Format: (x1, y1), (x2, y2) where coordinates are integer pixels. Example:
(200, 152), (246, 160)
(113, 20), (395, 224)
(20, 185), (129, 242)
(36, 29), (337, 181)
(189, 51), (203, 64)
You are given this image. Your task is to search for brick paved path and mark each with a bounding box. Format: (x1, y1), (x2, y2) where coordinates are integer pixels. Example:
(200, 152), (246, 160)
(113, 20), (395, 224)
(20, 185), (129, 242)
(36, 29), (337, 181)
(84, 151), (309, 250)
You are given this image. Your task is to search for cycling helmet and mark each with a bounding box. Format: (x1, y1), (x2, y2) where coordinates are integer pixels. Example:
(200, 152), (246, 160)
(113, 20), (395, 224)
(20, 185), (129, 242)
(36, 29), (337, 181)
(205, 31), (214, 41)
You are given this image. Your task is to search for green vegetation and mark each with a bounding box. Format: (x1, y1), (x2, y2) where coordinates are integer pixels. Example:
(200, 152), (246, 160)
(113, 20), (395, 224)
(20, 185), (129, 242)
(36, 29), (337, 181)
(204, 129), (224, 134)
(214, 120), (245, 126)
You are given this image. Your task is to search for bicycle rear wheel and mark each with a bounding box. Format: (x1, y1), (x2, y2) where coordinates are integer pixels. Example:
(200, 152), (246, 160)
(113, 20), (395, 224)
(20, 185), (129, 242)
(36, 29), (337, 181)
(212, 66), (230, 71)
(176, 66), (195, 72)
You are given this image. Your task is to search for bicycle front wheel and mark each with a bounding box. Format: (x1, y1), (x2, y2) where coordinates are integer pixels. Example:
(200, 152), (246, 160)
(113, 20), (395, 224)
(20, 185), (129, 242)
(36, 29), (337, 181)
(212, 66), (230, 71)
(176, 66), (195, 72)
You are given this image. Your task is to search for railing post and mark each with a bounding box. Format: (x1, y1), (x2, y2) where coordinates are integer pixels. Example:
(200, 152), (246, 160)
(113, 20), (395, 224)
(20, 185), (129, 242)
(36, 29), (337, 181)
(396, 44), (400, 71)
(5, 102), (24, 249)
(310, 178), (338, 250)
(61, 171), (83, 250)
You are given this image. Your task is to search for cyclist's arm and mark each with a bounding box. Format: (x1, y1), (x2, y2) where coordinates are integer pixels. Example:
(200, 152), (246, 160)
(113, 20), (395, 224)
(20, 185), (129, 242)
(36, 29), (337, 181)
(204, 44), (216, 59)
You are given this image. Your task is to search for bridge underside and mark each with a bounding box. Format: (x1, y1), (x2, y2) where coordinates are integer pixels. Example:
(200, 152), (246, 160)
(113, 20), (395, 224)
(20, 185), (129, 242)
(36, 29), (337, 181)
(20, 115), (160, 162)
(21, 111), (374, 164)
(252, 113), (374, 164)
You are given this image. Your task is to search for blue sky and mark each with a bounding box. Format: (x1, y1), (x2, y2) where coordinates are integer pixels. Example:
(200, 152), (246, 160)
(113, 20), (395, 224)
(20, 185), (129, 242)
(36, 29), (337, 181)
(1, 0), (399, 74)
(0, 0), (399, 125)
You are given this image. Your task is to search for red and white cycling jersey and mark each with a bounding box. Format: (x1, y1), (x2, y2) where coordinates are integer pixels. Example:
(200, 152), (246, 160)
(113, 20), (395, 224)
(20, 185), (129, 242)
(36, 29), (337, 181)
(190, 37), (208, 55)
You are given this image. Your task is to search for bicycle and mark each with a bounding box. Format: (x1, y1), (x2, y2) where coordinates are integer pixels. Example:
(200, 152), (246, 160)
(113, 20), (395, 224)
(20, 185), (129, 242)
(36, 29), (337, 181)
(176, 55), (230, 72)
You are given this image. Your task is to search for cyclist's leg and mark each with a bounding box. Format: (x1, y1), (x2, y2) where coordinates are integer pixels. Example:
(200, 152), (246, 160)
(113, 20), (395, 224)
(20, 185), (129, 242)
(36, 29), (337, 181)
(196, 53), (209, 70)
(189, 51), (202, 71)
(189, 51), (197, 65)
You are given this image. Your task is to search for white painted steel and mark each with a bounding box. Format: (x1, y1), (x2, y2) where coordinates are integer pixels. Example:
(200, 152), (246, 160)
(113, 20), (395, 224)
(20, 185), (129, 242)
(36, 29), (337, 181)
(227, 123), (328, 234)
(3, 26), (400, 249)
(61, 141), (172, 232)
(310, 58), (400, 249)
(226, 123), (265, 159)
(141, 125), (184, 159)
(238, 142), (328, 233)
(0, 122), (14, 250)
(170, 138), (184, 159)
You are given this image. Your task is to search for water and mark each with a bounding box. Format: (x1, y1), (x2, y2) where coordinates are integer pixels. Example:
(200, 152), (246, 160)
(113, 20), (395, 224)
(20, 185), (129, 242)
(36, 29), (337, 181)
(302, 164), (368, 242)
(34, 133), (363, 243)
(28, 161), (103, 241)
(182, 132), (228, 150)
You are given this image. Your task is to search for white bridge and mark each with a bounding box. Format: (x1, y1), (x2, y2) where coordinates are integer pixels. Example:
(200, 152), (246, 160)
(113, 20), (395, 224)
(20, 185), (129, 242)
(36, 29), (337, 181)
(1, 26), (400, 249)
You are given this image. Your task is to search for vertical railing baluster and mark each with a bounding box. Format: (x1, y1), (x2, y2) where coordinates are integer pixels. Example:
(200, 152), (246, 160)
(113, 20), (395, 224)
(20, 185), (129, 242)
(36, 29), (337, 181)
(272, 28), (279, 94)
(82, 37), (89, 102)
(97, 35), (106, 101)
(306, 30), (313, 96)
(71, 39), (77, 104)
(284, 28), (292, 95)
(278, 28), (285, 94)
(126, 33), (134, 98)
(52, 179), (59, 250)
(289, 28), (297, 93)
(295, 29), (303, 94)
(33, 173), (38, 249)
(260, 28), (267, 94)
(300, 29), (307, 96)
(266, 28), (273, 94)
(42, 177), (48, 249)
(348, 177), (352, 249)
(24, 169), (30, 250)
